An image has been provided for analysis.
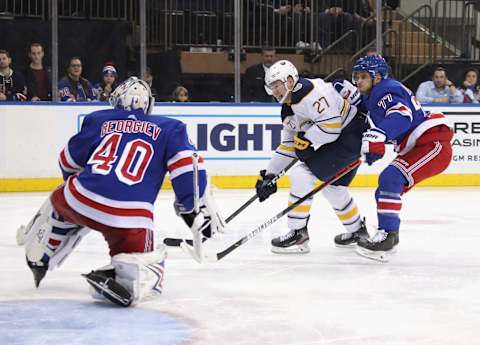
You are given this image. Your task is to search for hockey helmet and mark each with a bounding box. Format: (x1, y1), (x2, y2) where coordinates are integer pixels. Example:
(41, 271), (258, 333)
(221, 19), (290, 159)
(352, 55), (390, 83)
(265, 60), (299, 103)
(110, 76), (155, 115)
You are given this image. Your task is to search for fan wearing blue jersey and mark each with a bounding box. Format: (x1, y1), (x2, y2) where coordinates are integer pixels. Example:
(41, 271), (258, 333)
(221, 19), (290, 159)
(351, 55), (453, 262)
(16, 77), (223, 307)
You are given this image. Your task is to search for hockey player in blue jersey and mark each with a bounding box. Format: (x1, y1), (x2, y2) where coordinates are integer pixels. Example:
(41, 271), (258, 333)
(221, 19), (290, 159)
(16, 77), (223, 306)
(351, 55), (453, 262)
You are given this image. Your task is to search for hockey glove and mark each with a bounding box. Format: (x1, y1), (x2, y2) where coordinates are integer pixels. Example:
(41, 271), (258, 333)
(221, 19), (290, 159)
(174, 199), (223, 240)
(177, 204), (214, 239)
(361, 128), (386, 165)
(256, 170), (277, 202)
(294, 132), (315, 162)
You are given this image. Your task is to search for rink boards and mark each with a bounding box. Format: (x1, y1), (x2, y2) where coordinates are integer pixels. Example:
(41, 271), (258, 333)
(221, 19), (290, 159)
(0, 102), (479, 191)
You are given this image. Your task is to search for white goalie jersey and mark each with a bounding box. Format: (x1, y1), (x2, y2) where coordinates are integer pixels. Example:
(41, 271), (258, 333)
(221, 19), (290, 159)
(267, 77), (360, 175)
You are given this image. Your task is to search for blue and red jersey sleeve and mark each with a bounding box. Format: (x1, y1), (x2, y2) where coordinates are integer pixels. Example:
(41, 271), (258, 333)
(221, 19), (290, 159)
(165, 122), (207, 212)
(58, 115), (98, 180)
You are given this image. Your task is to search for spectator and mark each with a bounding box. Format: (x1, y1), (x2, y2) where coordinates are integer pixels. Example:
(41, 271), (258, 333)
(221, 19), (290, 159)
(172, 85), (189, 102)
(243, 47), (276, 102)
(416, 67), (463, 104)
(24, 43), (51, 101)
(0, 49), (27, 101)
(58, 57), (96, 102)
(318, 1), (355, 48)
(357, 0), (376, 45)
(460, 67), (480, 103)
(94, 64), (118, 102)
(365, 46), (377, 56)
(144, 67), (158, 99)
(289, 2), (322, 53)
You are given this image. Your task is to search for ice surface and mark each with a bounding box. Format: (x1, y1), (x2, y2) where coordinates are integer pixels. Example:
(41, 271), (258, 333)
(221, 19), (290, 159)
(1, 188), (479, 345)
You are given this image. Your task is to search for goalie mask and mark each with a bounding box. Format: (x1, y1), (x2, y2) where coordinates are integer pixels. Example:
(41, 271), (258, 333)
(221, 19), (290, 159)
(110, 76), (155, 115)
(264, 60), (299, 103)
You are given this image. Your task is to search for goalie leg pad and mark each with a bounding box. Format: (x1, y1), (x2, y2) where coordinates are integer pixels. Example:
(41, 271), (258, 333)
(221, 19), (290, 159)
(111, 245), (167, 304)
(18, 198), (84, 266)
(17, 198), (86, 287)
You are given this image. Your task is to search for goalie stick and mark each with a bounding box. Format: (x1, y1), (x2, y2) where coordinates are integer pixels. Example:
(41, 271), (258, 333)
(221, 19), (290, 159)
(163, 158), (299, 247)
(205, 159), (361, 262)
(179, 152), (204, 263)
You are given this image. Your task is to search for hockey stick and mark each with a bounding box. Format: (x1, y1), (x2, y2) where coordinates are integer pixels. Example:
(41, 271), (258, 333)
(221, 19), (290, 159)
(224, 158), (298, 222)
(179, 152), (204, 263)
(163, 158), (299, 247)
(204, 159), (361, 262)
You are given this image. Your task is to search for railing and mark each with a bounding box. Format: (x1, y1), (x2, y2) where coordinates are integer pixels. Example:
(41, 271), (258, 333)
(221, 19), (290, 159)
(0, 0), (44, 18)
(349, 29), (399, 75)
(358, 6), (395, 48)
(145, 0), (373, 51)
(395, 4), (435, 81)
(0, 0), (133, 20)
(389, 0), (480, 82)
(323, 68), (348, 82)
(434, 0), (480, 61)
(4, 0), (480, 85)
(310, 30), (358, 78)
(312, 30), (358, 63)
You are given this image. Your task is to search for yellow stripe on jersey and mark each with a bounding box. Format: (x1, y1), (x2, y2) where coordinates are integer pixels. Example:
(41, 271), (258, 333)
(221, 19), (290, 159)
(341, 99), (350, 116)
(278, 144), (295, 152)
(288, 202), (311, 213)
(337, 206), (359, 221)
(320, 121), (342, 129)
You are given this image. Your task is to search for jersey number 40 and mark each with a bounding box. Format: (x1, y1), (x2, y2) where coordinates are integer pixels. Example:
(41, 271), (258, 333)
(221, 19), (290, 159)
(87, 133), (154, 185)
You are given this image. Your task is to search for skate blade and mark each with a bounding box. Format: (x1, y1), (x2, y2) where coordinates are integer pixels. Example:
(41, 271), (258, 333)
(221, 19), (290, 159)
(355, 246), (389, 262)
(334, 242), (357, 249)
(271, 244), (310, 254)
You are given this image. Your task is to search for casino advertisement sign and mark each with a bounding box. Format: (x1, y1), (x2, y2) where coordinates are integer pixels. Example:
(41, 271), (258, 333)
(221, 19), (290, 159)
(425, 106), (480, 173)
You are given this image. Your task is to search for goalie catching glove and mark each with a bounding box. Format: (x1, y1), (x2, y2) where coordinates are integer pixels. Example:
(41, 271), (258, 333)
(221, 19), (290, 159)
(174, 193), (224, 241)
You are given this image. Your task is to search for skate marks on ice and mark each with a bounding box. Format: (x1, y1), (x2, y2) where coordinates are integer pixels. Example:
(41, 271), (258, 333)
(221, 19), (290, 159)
(0, 299), (194, 345)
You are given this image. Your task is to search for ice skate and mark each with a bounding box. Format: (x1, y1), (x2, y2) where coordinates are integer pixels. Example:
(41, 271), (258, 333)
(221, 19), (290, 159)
(334, 218), (368, 248)
(356, 230), (399, 262)
(271, 227), (310, 254)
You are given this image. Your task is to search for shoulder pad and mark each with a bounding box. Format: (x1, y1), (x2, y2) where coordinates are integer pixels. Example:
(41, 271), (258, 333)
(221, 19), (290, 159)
(372, 79), (407, 100)
(291, 78), (314, 105)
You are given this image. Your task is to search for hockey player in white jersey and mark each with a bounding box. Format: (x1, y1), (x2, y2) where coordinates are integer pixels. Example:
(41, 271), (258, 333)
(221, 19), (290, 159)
(256, 60), (369, 253)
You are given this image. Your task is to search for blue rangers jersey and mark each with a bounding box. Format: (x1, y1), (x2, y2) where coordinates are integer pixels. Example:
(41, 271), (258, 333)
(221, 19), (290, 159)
(58, 108), (206, 230)
(58, 77), (97, 102)
(362, 78), (450, 155)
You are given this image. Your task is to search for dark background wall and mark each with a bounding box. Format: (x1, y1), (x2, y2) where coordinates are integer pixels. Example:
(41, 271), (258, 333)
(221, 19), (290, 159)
(0, 18), (130, 84)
